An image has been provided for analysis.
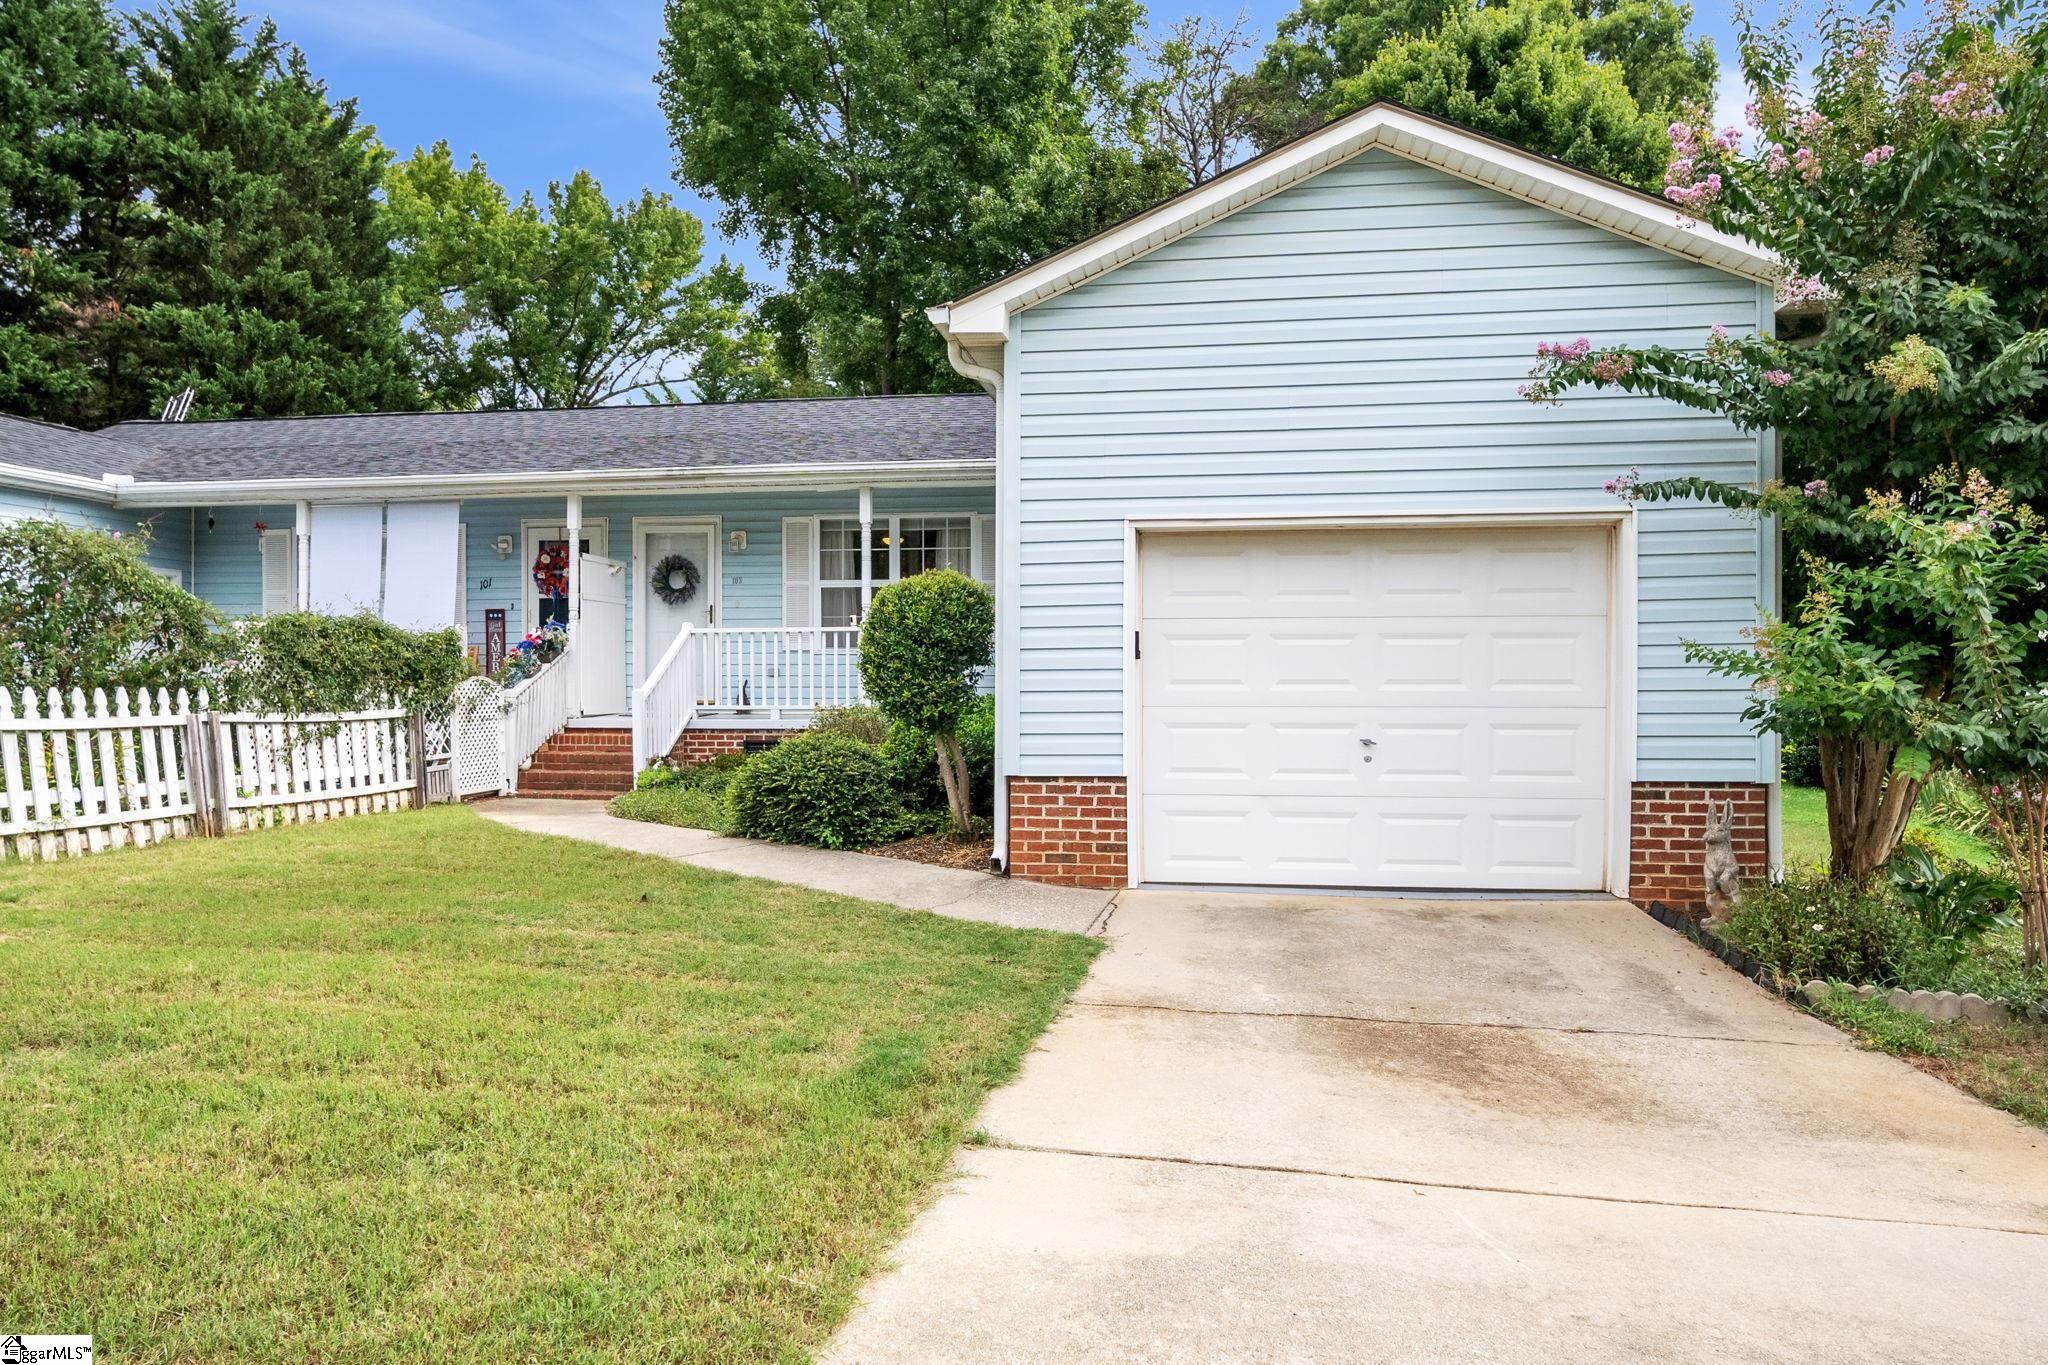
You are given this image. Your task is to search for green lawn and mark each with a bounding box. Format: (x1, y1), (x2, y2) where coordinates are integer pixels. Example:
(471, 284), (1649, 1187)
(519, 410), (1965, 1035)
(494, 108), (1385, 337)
(0, 806), (1100, 1361)
(1779, 784), (2001, 873)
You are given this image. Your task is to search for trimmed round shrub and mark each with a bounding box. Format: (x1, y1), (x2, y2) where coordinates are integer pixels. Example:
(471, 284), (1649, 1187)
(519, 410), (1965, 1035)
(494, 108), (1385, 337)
(726, 730), (901, 848)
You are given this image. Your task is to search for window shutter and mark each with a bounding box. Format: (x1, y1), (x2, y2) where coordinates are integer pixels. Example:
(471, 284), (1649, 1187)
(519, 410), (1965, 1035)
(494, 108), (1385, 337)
(974, 515), (997, 586)
(260, 529), (296, 616)
(782, 517), (815, 628)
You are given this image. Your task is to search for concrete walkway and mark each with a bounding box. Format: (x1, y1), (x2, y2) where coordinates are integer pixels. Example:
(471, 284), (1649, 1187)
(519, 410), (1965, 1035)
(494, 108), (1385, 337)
(475, 799), (1113, 934)
(825, 888), (2048, 1363)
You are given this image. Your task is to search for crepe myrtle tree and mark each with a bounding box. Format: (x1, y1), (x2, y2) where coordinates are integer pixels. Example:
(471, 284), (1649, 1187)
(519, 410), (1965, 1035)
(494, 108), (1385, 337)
(857, 570), (994, 837)
(1521, 5), (2048, 878)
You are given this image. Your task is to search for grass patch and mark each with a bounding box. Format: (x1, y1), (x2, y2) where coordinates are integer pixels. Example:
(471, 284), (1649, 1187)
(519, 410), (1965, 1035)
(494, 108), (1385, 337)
(607, 783), (735, 834)
(1780, 784), (2001, 874)
(1807, 994), (2048, 1129)
(0, 806), (1100, 1360)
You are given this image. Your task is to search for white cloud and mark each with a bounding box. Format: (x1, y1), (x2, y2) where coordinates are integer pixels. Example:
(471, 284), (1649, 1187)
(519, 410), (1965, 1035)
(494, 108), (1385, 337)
(259, 0), (659, 106)
(1712, 62), (1751, 144)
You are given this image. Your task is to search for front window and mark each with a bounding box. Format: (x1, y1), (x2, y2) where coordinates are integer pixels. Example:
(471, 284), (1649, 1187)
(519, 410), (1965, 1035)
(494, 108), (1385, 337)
(817, 515), (974, 627)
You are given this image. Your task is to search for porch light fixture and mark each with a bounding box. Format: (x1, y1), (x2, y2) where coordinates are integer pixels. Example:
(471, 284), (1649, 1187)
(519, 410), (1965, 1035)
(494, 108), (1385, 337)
(728, 530), (747, 552)
(492, 533), (514, 559)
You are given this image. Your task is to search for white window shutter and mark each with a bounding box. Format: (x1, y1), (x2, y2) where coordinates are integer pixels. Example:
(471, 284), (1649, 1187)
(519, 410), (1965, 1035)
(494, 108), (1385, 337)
(260, 529), (296, 616)
(974, 515), (996, 586)
(782, 517), (815, 628)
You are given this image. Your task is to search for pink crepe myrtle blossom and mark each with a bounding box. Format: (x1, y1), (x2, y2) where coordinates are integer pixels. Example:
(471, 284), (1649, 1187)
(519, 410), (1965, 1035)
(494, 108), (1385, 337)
(1536, 337), (1591, 361)
(1716, 126), (1743, 153)
(1793, 147), (1820, 182)
(1861, 144), (1895, 166)
(1603, 467), (1641, 499)
(1664, 173), (1721, 210)
(1765, 370), (1793, 388)
(1778, 274), (1828, 304)
(1802, 479), (1828, 498)
(1589, 351), (1635, 382)
(1710, 323), (1729, 340)
(1765, 146), (1789, 174)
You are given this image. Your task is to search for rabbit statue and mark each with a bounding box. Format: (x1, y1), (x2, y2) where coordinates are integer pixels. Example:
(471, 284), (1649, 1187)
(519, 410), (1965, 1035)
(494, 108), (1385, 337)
(1702, 801), (1741, 923)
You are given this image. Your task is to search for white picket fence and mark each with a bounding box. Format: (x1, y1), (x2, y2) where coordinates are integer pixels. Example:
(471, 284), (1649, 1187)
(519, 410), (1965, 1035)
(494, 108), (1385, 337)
(0, 686), (431, 863)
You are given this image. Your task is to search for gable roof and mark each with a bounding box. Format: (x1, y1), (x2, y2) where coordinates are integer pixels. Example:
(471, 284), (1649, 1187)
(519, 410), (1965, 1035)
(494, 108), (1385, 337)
(928, 101), (1779, 361)
(0, 414), (159, 497)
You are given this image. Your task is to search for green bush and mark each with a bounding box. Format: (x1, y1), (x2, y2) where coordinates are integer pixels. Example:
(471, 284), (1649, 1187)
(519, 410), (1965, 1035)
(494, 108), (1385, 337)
(726, 731), (901, 849)
(0, 518), (228, 699)
(609, 784), (735, 834)
(1722, 871), (1922, 985)
(229, 612), (471, 716)
(859, 570), (993, 833)
(1779, 737), (1822, 787)
(812, 704), (890, 746)
(877, 694), (996, 817)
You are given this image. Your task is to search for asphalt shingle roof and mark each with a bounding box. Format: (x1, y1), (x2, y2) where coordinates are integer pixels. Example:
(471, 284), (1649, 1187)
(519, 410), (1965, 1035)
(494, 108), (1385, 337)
(0, 414), (160, 481)
(100, 393), (995, 484)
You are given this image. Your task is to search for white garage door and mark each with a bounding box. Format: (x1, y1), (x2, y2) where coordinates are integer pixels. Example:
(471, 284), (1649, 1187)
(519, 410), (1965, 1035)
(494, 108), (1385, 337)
(1138, 526), (1611, 890)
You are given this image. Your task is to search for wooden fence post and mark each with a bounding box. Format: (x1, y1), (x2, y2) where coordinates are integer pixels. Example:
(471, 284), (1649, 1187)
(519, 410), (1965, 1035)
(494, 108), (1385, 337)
(205, 710), (233, 835)
(184, 710), (216, 837)
(409, 713), (428, 809)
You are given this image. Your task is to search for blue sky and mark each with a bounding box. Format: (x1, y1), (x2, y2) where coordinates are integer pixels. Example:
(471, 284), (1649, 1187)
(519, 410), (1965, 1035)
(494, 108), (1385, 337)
(165, 0), (1765, 283)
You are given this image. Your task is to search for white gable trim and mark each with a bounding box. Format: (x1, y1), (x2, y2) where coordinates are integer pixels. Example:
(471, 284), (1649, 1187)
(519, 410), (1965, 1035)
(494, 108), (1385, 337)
(927, 102), (1779, 355)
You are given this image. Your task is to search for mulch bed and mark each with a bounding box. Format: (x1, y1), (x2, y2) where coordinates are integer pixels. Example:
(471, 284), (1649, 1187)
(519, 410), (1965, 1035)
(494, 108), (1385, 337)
(869, 833), (995, 870)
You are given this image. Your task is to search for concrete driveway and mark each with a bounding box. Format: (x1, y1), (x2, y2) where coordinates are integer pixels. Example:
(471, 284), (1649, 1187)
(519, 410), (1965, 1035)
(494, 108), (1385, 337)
(826, 889), (2048, 1363)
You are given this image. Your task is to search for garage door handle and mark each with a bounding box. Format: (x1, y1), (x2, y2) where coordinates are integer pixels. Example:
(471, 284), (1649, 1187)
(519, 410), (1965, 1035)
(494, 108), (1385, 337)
(1359, 737), (1375, 763)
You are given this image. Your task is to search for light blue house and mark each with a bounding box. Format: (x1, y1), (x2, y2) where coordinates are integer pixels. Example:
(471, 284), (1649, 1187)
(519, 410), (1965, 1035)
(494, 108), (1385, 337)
(2, 103), (1783, 906)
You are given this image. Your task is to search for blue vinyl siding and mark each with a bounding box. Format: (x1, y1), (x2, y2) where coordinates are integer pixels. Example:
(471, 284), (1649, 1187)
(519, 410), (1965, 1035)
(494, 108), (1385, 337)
(0, 485), (192, 581)
(1007, 148), (1771, 784)
(190, 504), (296, 617)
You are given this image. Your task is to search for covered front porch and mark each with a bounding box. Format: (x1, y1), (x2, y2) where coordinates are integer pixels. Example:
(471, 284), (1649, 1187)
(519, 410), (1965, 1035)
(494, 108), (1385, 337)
(176, 474), (996, 780)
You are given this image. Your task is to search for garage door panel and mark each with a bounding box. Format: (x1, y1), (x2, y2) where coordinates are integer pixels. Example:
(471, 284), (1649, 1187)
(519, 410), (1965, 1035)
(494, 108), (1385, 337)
(1141, 528), (1608, 620)
(1137, 526), (1612, 892)
(1145, 706), (1605, 798)
(1142, 795), (1606, 889)
(1145, 618), (1604, 708)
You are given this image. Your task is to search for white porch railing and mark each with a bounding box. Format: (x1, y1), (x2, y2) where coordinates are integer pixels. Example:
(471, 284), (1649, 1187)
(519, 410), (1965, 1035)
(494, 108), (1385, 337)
(699, 626), (865, 717)
(630, 626), (866, 771)
(498, 645), (575, 794)
(634, 624), (702, 771)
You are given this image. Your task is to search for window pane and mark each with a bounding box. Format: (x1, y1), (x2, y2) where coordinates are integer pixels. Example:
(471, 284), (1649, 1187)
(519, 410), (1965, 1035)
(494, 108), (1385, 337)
(818, 519), (859, 582)
(821, 586), (862, 628)
(898, 516), (972, 577)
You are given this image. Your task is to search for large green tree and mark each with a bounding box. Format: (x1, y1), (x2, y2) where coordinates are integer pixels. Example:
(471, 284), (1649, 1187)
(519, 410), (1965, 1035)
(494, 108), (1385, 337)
(110, 0), (414, 421)
(657, 0), (1182, 395)
(1522, 10), (2048, 879)
(1247, 0), (1715, 182)
(0, 0), (136, 427)
(386, 143), (793, 409)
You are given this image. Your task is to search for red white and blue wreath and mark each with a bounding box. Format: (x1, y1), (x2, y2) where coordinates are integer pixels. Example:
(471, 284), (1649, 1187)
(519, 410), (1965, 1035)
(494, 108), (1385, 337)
(650, 553), (702, 606)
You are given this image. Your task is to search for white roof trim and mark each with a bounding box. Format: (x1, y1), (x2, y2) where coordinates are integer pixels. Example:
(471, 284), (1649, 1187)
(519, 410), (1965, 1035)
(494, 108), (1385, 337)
(0, 462), (123, 503)
(927, 102), (1779, 349)
(111, 457), (997, 508)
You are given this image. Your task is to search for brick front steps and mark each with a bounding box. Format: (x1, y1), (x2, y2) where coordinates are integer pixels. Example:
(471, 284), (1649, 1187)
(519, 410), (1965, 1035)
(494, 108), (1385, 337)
(518, 727), (634, 799)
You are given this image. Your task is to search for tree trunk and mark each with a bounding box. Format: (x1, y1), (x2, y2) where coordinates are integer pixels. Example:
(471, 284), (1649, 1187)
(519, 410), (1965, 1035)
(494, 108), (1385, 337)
(933, 730), (972, 837)
(1818, 735), (1923, 882)
(2026, 888), (2047, 970)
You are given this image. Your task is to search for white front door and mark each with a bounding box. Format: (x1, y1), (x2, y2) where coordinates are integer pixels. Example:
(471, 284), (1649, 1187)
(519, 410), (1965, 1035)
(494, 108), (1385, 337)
(635, 521), (719, 689)
(1137, 525), (1612, 891)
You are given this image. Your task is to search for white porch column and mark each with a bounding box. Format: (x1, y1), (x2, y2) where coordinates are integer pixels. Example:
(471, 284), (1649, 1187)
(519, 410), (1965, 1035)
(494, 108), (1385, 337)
(293, 499), (311, 610)
(564, 492), (582, 716)
(858, 485), (874, 624)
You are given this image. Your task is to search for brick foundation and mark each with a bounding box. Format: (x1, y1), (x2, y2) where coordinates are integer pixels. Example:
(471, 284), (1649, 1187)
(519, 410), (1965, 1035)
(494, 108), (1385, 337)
(667, 728), (794, 765)
(1629, 782), (1769, 912)
(1007, 777), (1128, 888)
